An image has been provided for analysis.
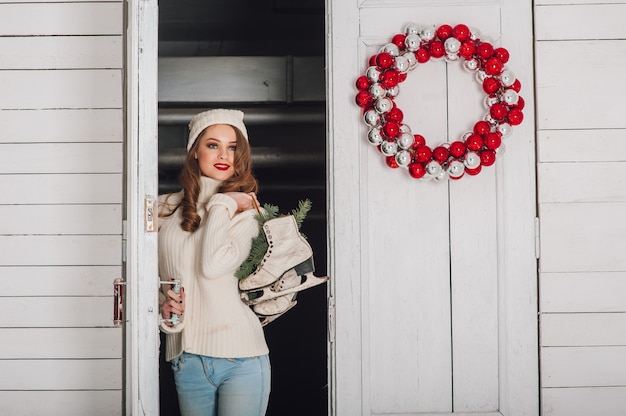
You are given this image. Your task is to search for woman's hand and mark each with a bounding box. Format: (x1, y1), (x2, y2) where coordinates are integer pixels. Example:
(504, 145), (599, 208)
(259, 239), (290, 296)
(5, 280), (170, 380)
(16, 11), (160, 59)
(161, 281), (185, 327)
(225, 192), (260, 212)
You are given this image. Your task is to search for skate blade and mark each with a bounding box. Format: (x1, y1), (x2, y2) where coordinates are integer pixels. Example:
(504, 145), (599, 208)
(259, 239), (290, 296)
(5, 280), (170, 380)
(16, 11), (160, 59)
(258, 301), (298, 326)
(242, 273), (329, 306)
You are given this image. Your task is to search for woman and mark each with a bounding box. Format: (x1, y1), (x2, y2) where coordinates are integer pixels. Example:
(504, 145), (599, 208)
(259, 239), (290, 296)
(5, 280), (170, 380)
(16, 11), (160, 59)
(158, 109), (270, 416)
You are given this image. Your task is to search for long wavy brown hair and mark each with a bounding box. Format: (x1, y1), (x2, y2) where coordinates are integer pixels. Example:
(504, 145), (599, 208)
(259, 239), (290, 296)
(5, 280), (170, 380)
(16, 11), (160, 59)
(163, 125), (258, 233)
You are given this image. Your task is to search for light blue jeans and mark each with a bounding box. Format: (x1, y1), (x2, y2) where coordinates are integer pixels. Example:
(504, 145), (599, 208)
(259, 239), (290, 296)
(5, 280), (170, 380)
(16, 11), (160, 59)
(172, 352), (271, 416)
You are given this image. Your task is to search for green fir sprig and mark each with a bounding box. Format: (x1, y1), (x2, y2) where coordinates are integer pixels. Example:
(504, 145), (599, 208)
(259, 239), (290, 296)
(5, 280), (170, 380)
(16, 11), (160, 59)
(236, 199), (312, 280)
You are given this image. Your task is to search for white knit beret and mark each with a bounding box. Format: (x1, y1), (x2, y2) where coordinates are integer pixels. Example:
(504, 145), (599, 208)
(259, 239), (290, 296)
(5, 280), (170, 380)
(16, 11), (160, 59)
(187, 109), (248, 151)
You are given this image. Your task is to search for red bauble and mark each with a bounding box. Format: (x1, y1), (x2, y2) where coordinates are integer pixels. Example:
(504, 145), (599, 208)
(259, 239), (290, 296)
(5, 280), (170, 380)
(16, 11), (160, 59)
(513, 96), (525, 110)
(437, 24), (453, 40)
(480, 150), (496, 166)
(449, 141), (466, 158)
(510, 79), (522, 92)
(459, 41), (477, 59)
(413, 134), (426, 147)
(392, 34), (406, 49)
(474, 120), (491, 136)
(355, 90), (372, 108)
(356, 76), (370, 90)
(490, 103), (508, 120)
(484, 132), (502, 150)
(386, 156), (399, 168)
(430, 41), (445, 59)
(415, 47), (430, 63)
(477, 42), (494, 59)
(465, 165), (482, 176)
(398, 72), (408, 83)
(482, 77), (501, 94)
(381, 70), (400, 89)
(409, 162), (426, 179)
(414, 145), (432, 163)
(453, 24), (471, 42)
(484, 57), (504, 76)
(383, 121), (400, 138)
(432, 146), (450, 163)
(369, 55), (377, 66)
(507, 108), (524, 125)
(494, 47), (510, 63)
(376, 52), (394, 70)
(387, 107), (404, 123)
(465, 133), (483, 151)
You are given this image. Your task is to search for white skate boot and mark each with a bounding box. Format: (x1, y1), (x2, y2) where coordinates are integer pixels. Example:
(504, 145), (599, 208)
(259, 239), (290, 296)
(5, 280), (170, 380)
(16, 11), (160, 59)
(241, 258), (329, 306)
(239, 215), (314, 291)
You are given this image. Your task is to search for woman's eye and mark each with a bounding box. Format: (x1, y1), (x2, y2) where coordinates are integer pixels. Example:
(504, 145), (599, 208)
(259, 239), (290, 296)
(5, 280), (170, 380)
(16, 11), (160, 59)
(207, 143), (218, 149)
(229, 146), (237, 151)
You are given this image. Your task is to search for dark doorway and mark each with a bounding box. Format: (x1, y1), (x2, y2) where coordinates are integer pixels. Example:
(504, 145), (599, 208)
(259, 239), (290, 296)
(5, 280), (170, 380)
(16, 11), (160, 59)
(157, 1), (328, 415)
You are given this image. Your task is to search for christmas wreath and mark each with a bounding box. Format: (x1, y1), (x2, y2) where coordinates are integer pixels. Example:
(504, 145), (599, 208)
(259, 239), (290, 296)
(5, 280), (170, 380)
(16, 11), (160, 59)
(355, 23), (524, 181)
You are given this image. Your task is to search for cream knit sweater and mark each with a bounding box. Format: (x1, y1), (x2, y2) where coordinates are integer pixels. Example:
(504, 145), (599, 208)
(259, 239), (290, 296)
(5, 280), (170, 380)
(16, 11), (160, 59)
(158, 176), (269, 362)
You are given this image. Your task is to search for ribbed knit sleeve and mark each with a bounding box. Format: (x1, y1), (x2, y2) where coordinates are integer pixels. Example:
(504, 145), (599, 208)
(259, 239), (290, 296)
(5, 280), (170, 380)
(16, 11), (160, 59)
(198, 193), (259, 279)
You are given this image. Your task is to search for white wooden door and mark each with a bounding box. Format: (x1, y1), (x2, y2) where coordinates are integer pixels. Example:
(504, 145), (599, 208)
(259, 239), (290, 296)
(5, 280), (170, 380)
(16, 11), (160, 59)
(327, 0), (537, 414)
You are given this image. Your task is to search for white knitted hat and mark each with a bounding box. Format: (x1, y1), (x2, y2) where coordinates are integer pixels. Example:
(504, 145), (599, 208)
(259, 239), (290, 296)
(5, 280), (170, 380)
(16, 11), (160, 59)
(187, 109), (248, 151)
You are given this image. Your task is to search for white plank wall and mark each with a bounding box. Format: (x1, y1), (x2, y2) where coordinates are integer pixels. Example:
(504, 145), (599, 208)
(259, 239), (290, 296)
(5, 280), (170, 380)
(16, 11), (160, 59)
(535, 1), (626, 415)
(0, 1), (125, 415)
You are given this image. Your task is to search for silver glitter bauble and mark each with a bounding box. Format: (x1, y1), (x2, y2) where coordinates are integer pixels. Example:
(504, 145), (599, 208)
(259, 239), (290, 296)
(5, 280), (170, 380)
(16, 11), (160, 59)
(380, 140), (398, 156)
(368, 128), (383, 145)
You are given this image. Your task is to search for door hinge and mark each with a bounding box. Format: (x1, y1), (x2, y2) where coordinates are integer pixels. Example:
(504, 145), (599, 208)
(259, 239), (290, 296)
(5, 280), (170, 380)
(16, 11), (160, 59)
(534, 216), (540, 259)
(328, 295), (335, 344)
(113, 278), (127, 326)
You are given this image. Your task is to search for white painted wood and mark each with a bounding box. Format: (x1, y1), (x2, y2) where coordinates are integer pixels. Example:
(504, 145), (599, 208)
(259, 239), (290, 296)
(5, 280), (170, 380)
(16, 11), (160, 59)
(329, 0), (537, 415)
(541, 346), (626, 387)
(0, 70), (122, 110)
(0, 3), (122, 36)
(542, 387), (626, 416)
(0, 36), (122, 69)
(539, 203), (626, 272)
(0, 109), (123, 143)
(538, 129), (626, 162)
(535, 40), (626, 130)
(3, 265), (121, 296)
(0, 391), (122, 416)
(0, 174), (122, 204)
(540, 272), (626, 313)
(126, 0), (161, 414)
(0, 205), (121, 235)
(535, 4), (626, 40)
(0, 359), (121, 390)
(0, 143), (123, 174)
(541, 313), (626, 346)
(0, 236), (121, 266)
(0, 328), (122, 358)
(538, 163), (626, 203)
(536, 0), (625, 4)
(3, 297), (114, 328)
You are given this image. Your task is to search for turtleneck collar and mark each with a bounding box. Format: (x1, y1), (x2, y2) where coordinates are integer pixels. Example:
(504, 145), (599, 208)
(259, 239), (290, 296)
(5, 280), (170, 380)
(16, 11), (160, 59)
(198, 176), (223, 206)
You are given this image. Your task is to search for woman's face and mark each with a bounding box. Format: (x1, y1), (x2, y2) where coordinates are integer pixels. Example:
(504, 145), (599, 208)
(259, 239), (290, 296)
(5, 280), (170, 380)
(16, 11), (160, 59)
(194, 124), (237, 181)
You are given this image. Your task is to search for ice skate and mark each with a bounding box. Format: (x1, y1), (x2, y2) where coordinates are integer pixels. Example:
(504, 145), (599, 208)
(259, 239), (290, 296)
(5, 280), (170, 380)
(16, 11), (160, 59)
(239, 215), (314, 291)
(241, 264), (329, 306)
(255, 295), (298, 326)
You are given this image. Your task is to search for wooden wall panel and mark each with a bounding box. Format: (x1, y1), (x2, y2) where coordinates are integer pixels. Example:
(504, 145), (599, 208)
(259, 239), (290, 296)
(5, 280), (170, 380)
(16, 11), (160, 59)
(0, 360), (121, 390)
(0, 236), (121, 266)
(3, 297), (114, 327)
(0, 391), (122, 416)
(0, 205), (121, 235)
(0, 109), (123, 143)
(3, 265), (120, 296)
(541, 313), (626, 346)
(0, 328), (122, 358)
(0, 174), (122, 204)
(542, 387), (626, 416)
(538, 164), (626, 203)
(0, 70), (122, 110)
(538, 130), (626, 163)
(0, 3), (122, 36)
(0, 36), (123, 69)
(539, 203), (626, 272)
(535, 4), (626, 40)
(541, 346), (626, 388)
(540, 272), (626, 313)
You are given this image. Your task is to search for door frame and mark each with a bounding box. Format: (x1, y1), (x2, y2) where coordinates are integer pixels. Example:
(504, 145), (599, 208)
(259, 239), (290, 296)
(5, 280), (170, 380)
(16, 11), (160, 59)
(125, 0), (160, 414)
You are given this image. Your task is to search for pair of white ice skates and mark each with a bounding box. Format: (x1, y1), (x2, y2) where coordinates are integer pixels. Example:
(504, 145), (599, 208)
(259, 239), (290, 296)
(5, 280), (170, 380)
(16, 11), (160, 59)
(239, 215), (329, 326)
